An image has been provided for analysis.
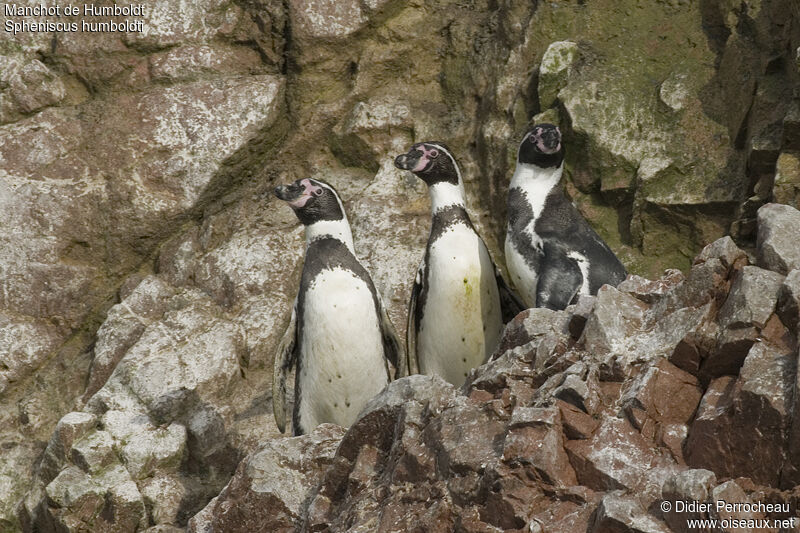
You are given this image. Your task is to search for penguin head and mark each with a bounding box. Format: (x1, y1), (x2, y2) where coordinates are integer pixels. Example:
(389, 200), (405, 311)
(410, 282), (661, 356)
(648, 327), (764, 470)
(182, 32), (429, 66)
(394, 142), (460, 187)
(274, 178), (344, 225)
(518, 123), (564, 168)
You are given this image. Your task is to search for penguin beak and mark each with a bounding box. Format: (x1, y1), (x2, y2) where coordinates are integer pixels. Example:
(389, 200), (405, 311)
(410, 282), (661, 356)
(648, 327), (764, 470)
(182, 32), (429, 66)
(394, 152), (417, 171)
(273, 184), (292, 200)
(274, 182), (304, 202)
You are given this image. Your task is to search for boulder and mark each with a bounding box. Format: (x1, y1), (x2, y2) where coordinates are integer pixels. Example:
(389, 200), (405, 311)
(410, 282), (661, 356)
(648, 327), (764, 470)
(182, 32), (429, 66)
(187, 424), (345, 533)
(757, 203), (800, 275)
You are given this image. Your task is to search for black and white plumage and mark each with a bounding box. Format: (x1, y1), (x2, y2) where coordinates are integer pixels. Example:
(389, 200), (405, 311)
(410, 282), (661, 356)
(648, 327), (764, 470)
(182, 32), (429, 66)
(395, 142), (524, 386)
(272, 178), (402, 436)
(505, 123), (627, 310)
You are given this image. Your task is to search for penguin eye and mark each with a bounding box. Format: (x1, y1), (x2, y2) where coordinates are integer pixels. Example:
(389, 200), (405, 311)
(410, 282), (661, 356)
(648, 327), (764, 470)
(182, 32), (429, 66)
(312, 189), (323, 197)
(429, 149), (439, 158)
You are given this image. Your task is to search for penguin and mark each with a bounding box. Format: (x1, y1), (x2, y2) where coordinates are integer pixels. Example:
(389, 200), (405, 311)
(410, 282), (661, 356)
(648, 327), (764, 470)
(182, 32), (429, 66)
(272, 178), (402, 436)
(394, 142), (524, 386)
(505, 123), (627, 310)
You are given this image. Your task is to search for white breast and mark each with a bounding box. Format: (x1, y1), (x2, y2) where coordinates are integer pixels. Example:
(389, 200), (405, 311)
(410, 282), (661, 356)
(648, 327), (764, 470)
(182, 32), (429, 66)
(298, 267), (388, 431)
(505, 162), (563, 308)
(505, 236), (538, 308)
(417, 225), (503, 386)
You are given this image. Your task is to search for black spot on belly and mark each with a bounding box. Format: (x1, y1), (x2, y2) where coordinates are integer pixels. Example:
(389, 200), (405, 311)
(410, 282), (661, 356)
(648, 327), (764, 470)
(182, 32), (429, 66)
(346, 401), (351, 407)
(461, 337), (465, 342)
(462, 357), (467, 363)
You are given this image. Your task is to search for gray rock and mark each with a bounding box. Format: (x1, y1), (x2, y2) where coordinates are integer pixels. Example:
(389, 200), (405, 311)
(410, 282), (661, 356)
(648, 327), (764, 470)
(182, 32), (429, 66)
(538, 41), (579, 109)
(495, 307), (571, 358)
(618, 270), (684, 304)
(187, 424), (345, 533)
(661, 469), (717, 532)
(43, 464), (147, 532)
(693, 236), (747, 270)
(777, 269), (800, 330)
(69, 430), (117, 475)
(717, 266), (784, 330)
(84, 276), (176, 401)
(757, 203), (800, 275)
(39, 412), (99, 483)
(582, 286), (647, 355)
(140, 475), (186, 526)
(102, 410), (188, 480)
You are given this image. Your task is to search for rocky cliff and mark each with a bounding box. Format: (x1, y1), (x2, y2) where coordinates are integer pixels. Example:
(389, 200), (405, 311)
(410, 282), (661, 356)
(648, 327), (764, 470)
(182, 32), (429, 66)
(1, 0), (799, 532)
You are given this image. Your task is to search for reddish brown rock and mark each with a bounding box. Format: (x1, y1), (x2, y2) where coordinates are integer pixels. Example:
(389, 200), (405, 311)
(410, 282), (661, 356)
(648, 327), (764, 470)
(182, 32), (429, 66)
(589, 491), (670, 533)
(502, 406), (578, 488)
(621, 359), (702, 429)
(558, 400), (600, 440)
(686, 338), (795, 488)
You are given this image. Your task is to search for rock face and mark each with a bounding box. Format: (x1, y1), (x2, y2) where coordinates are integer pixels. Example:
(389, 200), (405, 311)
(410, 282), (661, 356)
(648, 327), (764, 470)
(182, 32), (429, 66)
(1, 0), (799, 531)
(182, 222), (799, 532)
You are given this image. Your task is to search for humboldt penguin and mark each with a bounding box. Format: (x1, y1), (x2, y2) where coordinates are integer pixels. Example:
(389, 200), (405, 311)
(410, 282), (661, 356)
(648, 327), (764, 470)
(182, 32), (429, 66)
(272, 178), (402, 436)
(505, 123), (627, 310)
(394, 142), (524, 386)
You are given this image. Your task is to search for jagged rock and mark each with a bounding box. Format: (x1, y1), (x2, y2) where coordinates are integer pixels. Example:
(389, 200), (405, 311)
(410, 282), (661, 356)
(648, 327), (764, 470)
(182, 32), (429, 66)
(69, 430), (117, 475)
(494, 307), (571, 359)
(502, 406), (577, 488)
(618, 269), (684, 304)
(620, 359), (702, 460)
(83, 276), (176, 401)
(330, 98), (413, 171)
(687, 338), (795, 487)
(589, 491), (670, 533)
(777, 269), (800, 332)
(140, 475), (186, 527)
(567, 294), (596, 339)
(564, 417), (673, 496)
(757, 203), (800, 275)
(699, 266), (784, 380)
(38, 412), (99, 484)
(4, 59), (66, 115)
(42, 464), (147, 532)
(709, 481), (764, 524)
(581, 286), (648, 357)
(557, 400), (599, 440)
(187, 424), (345, 533)
(693, 236), (748, 270)
(289, 0), (368, 42)
(101, 411), (187, 480)
(660, 469), (717, 533)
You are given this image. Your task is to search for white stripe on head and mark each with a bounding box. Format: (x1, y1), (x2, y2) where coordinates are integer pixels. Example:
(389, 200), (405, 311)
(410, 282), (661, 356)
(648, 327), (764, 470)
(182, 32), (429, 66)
(425, 143), (466, 213)
(304, 180), (355, 253)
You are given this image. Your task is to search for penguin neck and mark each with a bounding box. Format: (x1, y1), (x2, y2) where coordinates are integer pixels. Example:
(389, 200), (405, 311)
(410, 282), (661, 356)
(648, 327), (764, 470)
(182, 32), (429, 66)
(428, 181), (467, 216)
(510, 161), (563, 197)
(305, 217), (355, 254)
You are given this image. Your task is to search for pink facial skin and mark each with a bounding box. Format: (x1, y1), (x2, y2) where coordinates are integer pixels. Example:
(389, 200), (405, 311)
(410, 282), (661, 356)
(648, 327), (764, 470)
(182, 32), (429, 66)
(531, 127), (561, 154)
(412, 144), (440, 172)
(288, 178), (324, 208)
